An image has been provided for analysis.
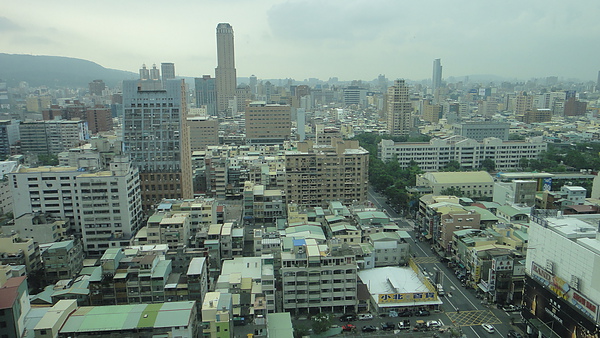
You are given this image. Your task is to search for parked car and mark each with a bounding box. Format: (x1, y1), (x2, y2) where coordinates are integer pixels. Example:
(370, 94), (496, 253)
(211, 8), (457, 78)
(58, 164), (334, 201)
(416, 310), (430, 316)
(362, 325), (377, 332)
(482, 324), (495, 333)
(381, 322), (395, 331)
(342, 324), (356, 332)
(398, 320), (410, 330)
(427, 320), (442, 328)
(507, 330), (523, 338)
(339, 314), (356, 322)
(358, 313), (373, 320)
(398, 310), (413, 317)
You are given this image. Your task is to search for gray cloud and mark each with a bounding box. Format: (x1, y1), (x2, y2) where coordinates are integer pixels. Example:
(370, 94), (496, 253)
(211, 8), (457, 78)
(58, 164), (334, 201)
(11, 35), (55, 46)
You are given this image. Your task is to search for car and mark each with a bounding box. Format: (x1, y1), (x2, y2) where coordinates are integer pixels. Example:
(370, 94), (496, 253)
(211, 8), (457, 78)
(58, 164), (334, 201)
(381, 322), (395, 331)
(362, 325), (377, 332)
(427, 320), (442, 328)
(482, 324), (495, 333)
(342, 324), (356, 332)
(357, 313), (373, 320)
(398, 320), (410, 330)
(507, 330), (523, 338)
(504, 305), (520, 312)
(416, 310), (430, 316)
(398, 310), (413, 317)
(339, 314), (356, 322)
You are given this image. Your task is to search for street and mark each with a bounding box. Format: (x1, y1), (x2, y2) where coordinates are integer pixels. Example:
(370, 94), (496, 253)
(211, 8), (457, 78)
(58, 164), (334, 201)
(367, 187), (524, 338)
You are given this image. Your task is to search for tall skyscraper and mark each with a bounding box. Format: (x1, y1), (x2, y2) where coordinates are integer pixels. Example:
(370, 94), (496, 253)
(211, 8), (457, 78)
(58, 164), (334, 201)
(215, 23), (237, 116)
(123, 65), (192, 210)
(387, 79), (412, 136)
(432, 58), (442, 90)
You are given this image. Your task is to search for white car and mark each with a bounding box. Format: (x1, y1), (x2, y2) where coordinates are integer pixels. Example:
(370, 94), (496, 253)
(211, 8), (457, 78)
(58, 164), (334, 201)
(357, 313), (373, 320)
(482, 324), (495, 333)
(427, 320), (442, 328)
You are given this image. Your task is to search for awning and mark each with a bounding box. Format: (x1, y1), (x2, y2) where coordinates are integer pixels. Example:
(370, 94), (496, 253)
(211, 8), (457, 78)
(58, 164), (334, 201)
(478, 283), (489, 293)
(458, 263), (465, 268)
(425, 234), (433, 240)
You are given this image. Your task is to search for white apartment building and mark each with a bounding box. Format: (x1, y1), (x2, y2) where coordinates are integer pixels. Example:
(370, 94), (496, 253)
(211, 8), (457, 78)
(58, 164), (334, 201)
(9, 156), (143, 256)
(216, 256), (276, 314)
(378, 135), (547, 172)
(281, 238), (358, 315)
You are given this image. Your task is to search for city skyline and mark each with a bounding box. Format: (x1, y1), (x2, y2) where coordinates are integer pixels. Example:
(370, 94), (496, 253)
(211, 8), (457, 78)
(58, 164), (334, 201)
(0, 1), (599, 83)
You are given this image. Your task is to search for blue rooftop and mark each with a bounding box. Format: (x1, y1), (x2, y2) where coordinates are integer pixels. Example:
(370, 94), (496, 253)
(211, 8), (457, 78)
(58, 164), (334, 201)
(293, 239), (306, 246)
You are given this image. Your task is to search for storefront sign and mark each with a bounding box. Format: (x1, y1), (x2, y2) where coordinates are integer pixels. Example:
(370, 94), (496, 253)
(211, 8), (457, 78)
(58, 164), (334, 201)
(378, 292), (437, 304)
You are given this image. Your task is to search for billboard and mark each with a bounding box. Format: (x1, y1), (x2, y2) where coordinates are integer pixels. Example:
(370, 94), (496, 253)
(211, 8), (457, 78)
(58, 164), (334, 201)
(524, 275), (599, 338)
(530, 261), (598, 322)
(378, 292), (437, 304)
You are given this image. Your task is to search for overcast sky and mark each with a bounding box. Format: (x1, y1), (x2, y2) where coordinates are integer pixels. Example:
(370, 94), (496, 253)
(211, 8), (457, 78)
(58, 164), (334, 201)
(1, 0), (598, 82)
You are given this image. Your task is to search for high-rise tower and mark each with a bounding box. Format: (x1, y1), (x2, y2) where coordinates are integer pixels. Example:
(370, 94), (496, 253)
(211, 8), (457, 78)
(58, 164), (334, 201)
(387, 79), (412, 136)
(432, 58), (442, 90)
(215, 23), (237, 116)
(161, 63), (175, 87)
(122, 65), (192, 210)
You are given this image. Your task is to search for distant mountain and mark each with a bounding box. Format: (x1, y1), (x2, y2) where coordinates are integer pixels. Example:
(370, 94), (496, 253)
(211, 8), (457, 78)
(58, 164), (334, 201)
(0, 53), (137, 88)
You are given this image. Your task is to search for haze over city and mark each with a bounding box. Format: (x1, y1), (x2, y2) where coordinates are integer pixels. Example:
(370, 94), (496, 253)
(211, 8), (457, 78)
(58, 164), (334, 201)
(1, 0), (599, 81)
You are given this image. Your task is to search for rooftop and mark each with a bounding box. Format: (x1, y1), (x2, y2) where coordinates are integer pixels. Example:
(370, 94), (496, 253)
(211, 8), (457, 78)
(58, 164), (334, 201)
(60, 301), (195, 333)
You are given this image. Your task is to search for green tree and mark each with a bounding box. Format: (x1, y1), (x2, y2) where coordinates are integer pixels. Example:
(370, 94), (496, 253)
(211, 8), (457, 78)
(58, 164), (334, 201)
(311, 313), (332, 334)
(480, 158), (496, 172)
(38, 154), (58, 166)
(443, 160), (462, 172)
(440, 187), (464, 197)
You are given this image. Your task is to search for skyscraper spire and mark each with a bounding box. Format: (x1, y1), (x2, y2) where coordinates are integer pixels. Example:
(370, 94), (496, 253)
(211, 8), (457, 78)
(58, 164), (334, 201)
(215, 23), (237, 117)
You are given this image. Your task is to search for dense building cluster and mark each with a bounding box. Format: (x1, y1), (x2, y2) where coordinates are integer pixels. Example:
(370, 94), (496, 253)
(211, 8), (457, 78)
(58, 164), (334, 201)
(1, 23), (600, 338)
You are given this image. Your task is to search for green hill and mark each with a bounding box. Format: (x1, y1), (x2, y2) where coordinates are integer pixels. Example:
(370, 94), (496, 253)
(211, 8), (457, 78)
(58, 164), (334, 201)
(0, 53), (137, 87)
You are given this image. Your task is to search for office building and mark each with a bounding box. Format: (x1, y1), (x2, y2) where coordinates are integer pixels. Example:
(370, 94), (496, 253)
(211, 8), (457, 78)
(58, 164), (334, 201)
(432, 58), (442, 90)
(378, 136), (547, 172)
(88, 79), (106, 96)
(418, 170), (496, 197)
(195, 75), (217, 116)
(215, 23), (237, 116)
(161, 62), (175, 80)
(122, 68), (193, 210)
(188, 116), (219, 151)
(453, 122), (510, 141)
(285, 139), (369, 208)
(19, 120), (89, 155)
(0, 120), (19, 159)
(387, 79), (412, 136)
(422, 100), (442, 123)
(245, 101), (291, 144)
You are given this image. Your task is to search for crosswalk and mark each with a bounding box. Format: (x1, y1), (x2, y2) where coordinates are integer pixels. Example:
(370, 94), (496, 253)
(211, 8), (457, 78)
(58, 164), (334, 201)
(412, 256), (440, 264)
(445, 310), (503, 326)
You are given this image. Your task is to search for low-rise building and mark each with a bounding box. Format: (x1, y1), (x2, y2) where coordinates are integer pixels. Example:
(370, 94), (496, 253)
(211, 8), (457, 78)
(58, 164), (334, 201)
(41, 239), (84, 284)
(0, 276), (30, 338)
(202, 291), (233, 338)
(280, 239), (358, 315)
